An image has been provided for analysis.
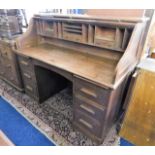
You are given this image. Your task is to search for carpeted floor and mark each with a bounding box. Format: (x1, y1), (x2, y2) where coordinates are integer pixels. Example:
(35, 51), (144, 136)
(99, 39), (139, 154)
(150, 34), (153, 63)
(0, 97), (55, 146)
(0, 79), (120, 146)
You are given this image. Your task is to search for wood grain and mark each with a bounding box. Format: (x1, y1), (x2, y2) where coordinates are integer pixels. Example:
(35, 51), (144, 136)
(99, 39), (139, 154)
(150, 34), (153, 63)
(16, 43), (117, 88)
(120, 69), (155, 145)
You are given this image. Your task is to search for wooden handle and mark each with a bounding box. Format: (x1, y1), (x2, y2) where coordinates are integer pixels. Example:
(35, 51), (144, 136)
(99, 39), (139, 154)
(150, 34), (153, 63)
(80, 104), (95, 115)
(80, 87), (97, 98)
(26, 85), (33, 91)
(23, 73), (31, 79)
(20, 60), (29, 66)
(79, 118), (93, 129)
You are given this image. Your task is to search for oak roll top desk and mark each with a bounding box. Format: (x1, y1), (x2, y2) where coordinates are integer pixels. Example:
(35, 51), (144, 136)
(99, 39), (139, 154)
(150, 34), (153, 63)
(14, 14), (147, 143)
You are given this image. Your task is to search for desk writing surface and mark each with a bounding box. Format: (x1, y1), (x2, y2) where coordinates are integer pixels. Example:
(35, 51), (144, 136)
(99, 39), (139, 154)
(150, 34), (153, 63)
(16, 43), (119, 88)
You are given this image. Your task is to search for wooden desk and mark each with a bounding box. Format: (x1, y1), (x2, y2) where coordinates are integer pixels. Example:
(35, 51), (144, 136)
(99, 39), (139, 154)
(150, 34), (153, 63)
(15, 14), (147, 143)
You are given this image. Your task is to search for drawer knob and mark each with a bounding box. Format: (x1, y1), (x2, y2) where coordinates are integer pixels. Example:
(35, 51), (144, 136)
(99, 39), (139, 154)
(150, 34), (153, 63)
(80, 87), (97, 98)
(79, 119), (93, 129)
(26, 85), (33, 91)
(80, 104), (95, 115)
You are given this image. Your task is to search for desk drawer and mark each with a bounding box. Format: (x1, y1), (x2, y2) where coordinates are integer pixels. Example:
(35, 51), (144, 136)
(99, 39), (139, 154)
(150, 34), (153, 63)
(74, 94), (105, 122)
(23, 75), (38, 98)
(74, 76), (110, 106)
(25, 84), (38, 98)
(22, 71), (38, 98)
(62, 23), (87, 43)
(18, 55), (34, 72)
(74, 109), (102, 137)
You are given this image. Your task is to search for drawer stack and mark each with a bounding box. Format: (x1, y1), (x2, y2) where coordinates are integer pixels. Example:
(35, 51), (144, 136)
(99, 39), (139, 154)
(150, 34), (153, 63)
(73, 76), (110, 142)
(18, 55), (39, 99)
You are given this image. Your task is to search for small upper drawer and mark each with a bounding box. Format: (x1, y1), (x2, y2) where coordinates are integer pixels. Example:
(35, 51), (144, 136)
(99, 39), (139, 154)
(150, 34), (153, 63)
(62, 22), (87, 43)
(18, 55), (34, 72)
(36, 20), (57, 38)
(94, 26), (124, 50)
(74, 76), (110, 105)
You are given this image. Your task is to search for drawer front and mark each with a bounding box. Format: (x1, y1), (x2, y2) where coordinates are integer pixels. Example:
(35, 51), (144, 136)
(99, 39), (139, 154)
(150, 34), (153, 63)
(74, 76), (110, 106)
(94, 38), (114, 48)
(74, 109), (102, 137)
(25, 84), (38, 98)
(21, 70), (38, 98)
(74, 95), (105, 122)
(18, 55), (34, 73)
(21, 70), (36, 82)
(36, 20), (57, 37)
(62, 23), (87, 43)
(23, 76), (38, 98)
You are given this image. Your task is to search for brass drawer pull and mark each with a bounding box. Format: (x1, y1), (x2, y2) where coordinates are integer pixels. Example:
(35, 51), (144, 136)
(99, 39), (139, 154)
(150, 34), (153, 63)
(80, 104), (95, 115)
(20, 60), (29, 66)
(23, 73), (31, 79)
(26, 85), (33, 91)
(79, 119), (93, 129)
(80, 87), (97, 98)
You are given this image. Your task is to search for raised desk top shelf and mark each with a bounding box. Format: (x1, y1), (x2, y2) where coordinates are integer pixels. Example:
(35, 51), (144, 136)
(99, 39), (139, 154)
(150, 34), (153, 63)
(15, 14), (147, 89)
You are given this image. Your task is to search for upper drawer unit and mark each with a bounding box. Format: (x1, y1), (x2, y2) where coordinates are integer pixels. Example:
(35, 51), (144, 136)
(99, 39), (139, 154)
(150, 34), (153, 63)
(62, 22), (87, 43)
(35, 17), (133, 52)
(36, 19), (57, 38)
